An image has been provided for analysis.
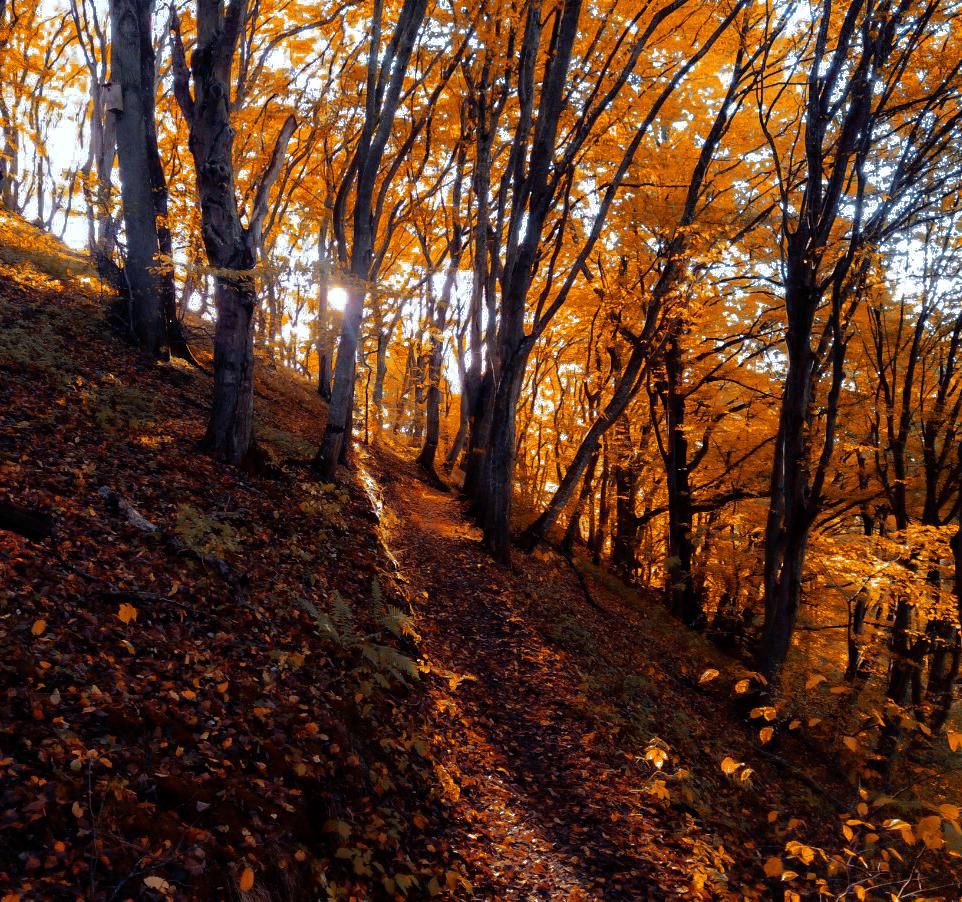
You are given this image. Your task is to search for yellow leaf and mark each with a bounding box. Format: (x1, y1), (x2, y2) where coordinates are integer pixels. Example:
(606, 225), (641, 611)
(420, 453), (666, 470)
(785, 840), (815, 865)
(842, 736), (859, 753)
(721, 756), (740, 776)
(804, 673), (826, 690)
(645, 745), (668, 769)
(143, 876), (170, 892)
(947, 731), (962, 752)
(698, 668), (719, 685)
(916, 815), (943, 850)
(238, 866), (255, 892)
(31, 618), (46, 636)
(759, 726), (774, 744)
(734, 679), (750, 694)
(938, 803), (960, 821)
(117, 603), (138, 624)
(763, 856), (783, 877)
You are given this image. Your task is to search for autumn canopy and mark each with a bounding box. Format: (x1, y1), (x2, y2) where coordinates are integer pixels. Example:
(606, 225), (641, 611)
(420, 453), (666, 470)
(3, 0), (962, 897)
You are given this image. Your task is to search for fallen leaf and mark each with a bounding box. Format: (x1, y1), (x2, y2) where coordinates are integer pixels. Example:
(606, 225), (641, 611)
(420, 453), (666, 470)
(238, 866), (255, 892)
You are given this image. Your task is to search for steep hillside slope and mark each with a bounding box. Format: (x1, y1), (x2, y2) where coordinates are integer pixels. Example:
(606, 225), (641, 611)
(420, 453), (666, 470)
(0, 223), (465, 899)
(2, 220), (959, 900)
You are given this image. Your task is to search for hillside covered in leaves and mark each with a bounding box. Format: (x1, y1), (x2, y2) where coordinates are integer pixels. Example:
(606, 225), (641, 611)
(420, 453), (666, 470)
(3, 221), (962, 900)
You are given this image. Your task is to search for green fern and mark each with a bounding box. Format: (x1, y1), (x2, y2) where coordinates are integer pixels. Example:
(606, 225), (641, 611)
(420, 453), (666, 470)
(331, 592), (361, 644)
(298, 596), (337, 638)
(379, 604), (419, 640)
(362, 644), (421, 682)
(300, 588), (418, 684)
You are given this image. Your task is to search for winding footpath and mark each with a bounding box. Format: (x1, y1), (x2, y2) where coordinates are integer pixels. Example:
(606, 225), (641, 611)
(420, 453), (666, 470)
(363, 445), (732, 901)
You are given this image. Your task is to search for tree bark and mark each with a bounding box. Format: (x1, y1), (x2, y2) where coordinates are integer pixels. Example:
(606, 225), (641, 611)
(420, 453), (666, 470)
(662, 330), (699, 625)
(314, 0), (429, 478)
(110, 0), (167, 356)
(170, 0), (296, 464)
(610, 417), (639, 579)
(418, 175), (465, 473)
(316, 224), (332, 400)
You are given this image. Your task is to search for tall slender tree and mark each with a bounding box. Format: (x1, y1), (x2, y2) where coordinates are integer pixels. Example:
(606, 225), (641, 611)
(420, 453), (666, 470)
(171, 0), (296, 463)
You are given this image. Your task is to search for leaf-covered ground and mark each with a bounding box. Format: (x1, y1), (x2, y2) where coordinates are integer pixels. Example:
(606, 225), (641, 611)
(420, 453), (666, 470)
(2, 223), (957, 899)
(0, 247), (468, 899)
(365, 446), (855, 898)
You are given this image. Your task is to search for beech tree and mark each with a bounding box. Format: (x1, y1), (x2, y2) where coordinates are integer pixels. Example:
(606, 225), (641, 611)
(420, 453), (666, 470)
(109, 0), (195, 358)
(518, 29), (770, 571)
(312, 0), (466, 477)
(755, 0), (962, 680)
(465, 0), (749, 561)
(170, 0), (296, 463)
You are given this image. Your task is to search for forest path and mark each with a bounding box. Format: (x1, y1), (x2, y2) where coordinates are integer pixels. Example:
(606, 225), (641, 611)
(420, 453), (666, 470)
(362, 444), (720, 900)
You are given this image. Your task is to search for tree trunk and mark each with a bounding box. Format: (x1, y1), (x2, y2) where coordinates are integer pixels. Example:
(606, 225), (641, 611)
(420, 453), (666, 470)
(110, 0), (167, 356)
(463, 367), (494, 498)
(592, 437), (611, 566)
(372, 325), (391, 439)
(317, 281), (365, 474)
(759, 268), (818, 680)
(925, 619), (960, 732)
(418, 246), (461, 473)
(611, 417), (638, 579)
(316, 228), (332, 400)
(479, 346), (527, 561)
(170, 0), (296, 464)
(443, 378), (470, 473)
(202, 275), (257, 461)
(663, 331), (700, 625)
(561, 444), (599, 556)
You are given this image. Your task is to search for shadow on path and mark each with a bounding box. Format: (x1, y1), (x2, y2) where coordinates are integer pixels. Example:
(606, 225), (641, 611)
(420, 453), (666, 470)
(365, 446), (721, 900)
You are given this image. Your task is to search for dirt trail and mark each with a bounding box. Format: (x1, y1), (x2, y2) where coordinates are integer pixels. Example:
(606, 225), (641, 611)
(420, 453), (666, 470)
(363, 446), (728, 900)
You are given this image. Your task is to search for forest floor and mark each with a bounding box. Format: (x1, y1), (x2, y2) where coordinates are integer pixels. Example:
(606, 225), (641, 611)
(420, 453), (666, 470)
(362, 444), (844, 899)
(0, 215), (931, 899)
